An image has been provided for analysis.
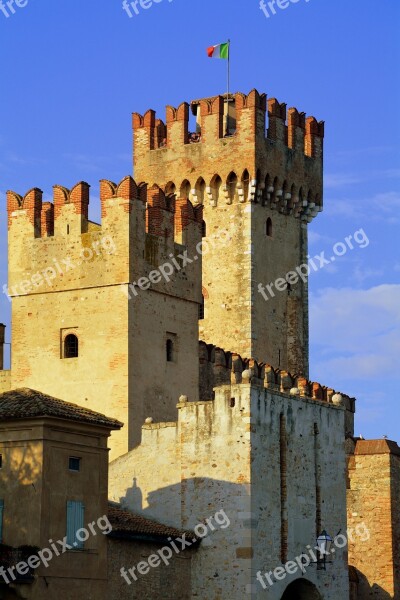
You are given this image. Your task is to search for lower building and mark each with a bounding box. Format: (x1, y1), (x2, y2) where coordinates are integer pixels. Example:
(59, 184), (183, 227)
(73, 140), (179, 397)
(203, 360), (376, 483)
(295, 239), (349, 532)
(0, 389), (197, 600)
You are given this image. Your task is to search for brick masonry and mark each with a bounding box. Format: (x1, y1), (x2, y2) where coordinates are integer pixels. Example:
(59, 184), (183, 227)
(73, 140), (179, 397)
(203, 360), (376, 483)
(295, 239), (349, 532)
(132, 89), (324, 377)
(347, 440), (400, 599)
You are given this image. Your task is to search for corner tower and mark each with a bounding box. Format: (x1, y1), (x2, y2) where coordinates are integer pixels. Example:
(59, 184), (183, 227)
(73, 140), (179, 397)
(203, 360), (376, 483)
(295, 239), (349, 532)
(6, 178), (203, 459)
(132, 90), (324, 377)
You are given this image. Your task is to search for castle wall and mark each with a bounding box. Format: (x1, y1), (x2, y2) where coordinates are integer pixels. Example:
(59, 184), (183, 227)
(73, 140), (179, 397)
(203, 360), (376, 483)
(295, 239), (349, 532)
(132, 90), (323, 376)
(130, 293), (199, 447)
(108, 538), (194, 600)
(347, 440), (400, 599)
(6, 178), (202, 459)
(109, 423), (181, 525)
(392, 453), (400, 599)
(109, 377), (348, 600)
(0, 370), (11, 393)
(11, 286), (130, 459)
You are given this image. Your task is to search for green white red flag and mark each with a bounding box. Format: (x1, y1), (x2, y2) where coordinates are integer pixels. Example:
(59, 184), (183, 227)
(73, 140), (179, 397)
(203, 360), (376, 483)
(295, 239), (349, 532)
(207, 42), (230, 59)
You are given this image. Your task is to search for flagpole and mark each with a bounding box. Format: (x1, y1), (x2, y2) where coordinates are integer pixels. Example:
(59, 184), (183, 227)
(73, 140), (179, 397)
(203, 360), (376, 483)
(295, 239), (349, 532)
(226, 39), (231, 135)
(227, 39), (230, 101)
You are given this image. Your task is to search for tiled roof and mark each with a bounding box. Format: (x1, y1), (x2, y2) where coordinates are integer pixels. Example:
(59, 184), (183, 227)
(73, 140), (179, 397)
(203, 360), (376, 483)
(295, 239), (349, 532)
(108, 503), (198, 544)
(0, 388), (123, 429)
(355, 439), (400, 456)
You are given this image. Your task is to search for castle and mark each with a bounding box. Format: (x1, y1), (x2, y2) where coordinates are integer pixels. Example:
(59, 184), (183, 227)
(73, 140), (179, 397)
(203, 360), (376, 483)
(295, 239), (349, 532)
(0, 88), (399, 600)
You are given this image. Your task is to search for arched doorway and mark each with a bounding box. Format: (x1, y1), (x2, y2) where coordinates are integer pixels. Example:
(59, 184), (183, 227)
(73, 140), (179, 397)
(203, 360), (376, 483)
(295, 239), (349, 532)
(281, 579), (322, 600)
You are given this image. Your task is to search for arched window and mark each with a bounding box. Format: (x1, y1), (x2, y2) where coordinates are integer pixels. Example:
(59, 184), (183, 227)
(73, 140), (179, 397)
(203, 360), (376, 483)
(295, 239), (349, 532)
(210, 174), (222, 205)
(266, 218), (272, 237)
(180, 180), (191, 199)
(199, 295), (205, 320)
(241, 169), (250, 201)
(201, 220), (207, 238)
(166, 339), (174, 362)
(165, 181), (176, 197)
(64, 334), (78, 358)
(227, 172), (237, 202)
(195, 177), (206, 204)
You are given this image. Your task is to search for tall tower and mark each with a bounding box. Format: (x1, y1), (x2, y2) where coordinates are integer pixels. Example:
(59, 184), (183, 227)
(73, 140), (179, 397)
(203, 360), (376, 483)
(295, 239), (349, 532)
(6, 178), (203, 459)
(133, 90), (324, 377)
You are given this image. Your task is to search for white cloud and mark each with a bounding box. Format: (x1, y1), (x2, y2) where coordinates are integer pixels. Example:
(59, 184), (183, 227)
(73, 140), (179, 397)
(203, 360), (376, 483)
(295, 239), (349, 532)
(324, 190), (400, 223)
(310, 284), (400, 383)
(352, 264), (385, 284)
(324, 173), (363, 189)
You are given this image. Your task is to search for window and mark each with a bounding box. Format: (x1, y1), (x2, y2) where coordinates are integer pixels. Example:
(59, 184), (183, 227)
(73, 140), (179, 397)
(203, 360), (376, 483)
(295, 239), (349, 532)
(180, 180), (191, 199)
(64, 334), (78, 359)
(69, 457), (81, 472)
(0, 454), (2, 469)
(201, 220), (207, 238)
(66, 500), (85, 549)
(0, 499), (3, 543)
(227, 172), (238, 202)
(166, 339), (174, 362)
(266, 217), (273, 237)
(199, 295), (205, 320)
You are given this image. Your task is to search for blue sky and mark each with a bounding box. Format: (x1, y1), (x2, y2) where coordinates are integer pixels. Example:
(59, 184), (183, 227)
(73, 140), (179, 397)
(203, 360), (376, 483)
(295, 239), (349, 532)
(0, 0), (399, 440)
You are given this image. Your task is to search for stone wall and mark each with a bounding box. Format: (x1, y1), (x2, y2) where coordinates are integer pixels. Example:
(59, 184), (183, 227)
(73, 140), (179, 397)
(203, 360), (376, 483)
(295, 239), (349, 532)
(0, 370), (11, 393)
(347, 439), (400, 599)
(109, 380), (349, 599)
(108, 538), (194, 600)
(132, 90), (324, 376)
(6, 178), (202, 459)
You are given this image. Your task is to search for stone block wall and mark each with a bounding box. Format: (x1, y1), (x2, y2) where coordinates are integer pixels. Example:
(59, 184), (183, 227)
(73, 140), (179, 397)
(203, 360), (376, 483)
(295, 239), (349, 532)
(109, 379), (349, 599)
(347, 439), (400, 599)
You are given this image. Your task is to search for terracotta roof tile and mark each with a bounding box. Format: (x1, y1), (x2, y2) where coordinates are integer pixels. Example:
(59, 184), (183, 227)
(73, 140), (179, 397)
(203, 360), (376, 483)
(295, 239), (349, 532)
(108, 503), (198, 544)
(355, 439), (400, 456)
(0, 388), (123, 430)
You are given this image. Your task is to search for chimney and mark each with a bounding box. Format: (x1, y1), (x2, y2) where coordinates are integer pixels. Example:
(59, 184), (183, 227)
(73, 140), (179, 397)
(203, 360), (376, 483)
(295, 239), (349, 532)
(0, 324), (5, 370)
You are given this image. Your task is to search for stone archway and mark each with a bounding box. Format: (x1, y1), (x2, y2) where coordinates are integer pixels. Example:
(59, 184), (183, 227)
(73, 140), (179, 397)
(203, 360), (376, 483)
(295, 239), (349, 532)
(281, 578), (322, 600)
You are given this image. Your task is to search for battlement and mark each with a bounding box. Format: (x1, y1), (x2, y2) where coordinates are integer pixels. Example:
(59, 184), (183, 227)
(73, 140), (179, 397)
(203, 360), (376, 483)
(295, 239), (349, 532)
(133, 89), (323, 158)
(7, 176), (203, 242)
(133, 89), (324, 223)
(7, 176), (203, 303)
(199, 341), (356, 416)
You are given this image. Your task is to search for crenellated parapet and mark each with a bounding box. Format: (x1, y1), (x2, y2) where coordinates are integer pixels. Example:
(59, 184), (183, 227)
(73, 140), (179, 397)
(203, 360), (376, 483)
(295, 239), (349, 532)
(7, 176), (203, 302)
(132, 89), (324, 223)
(134, 89), (324, 158)
(7, 187), (43, 236)
(7, 176), (203, 242)
(199, 340), (355, 418)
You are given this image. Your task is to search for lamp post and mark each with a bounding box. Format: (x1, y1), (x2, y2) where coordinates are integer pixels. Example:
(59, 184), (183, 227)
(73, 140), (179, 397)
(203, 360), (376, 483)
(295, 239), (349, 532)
(316, 530), (333, 570)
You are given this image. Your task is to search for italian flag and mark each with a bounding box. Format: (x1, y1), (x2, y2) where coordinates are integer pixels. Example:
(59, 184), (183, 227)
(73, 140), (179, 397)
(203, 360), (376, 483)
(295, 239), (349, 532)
(207, 42), (229, 59)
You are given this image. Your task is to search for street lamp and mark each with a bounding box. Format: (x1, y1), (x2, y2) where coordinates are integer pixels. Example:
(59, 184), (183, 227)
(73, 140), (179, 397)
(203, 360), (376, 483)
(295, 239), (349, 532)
(316, 530), (333, 570)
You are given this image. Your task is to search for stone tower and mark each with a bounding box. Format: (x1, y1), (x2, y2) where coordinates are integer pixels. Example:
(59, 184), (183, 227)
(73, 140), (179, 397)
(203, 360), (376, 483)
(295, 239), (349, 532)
(133, 90), (324, 377)
(6, 178), (203, 459)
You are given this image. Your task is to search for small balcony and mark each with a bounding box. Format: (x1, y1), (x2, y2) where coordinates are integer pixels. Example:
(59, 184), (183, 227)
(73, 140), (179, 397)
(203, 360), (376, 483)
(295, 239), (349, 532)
(0, 544), (39, 584)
